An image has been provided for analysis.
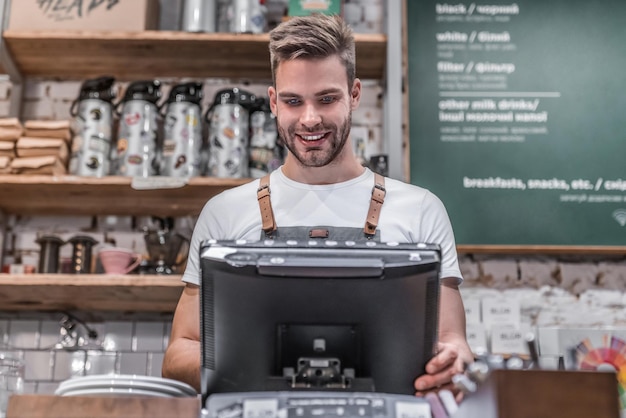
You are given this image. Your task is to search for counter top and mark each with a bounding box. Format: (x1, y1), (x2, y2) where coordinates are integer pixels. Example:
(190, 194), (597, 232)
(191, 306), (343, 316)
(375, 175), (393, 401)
(7, 394), (200, 418)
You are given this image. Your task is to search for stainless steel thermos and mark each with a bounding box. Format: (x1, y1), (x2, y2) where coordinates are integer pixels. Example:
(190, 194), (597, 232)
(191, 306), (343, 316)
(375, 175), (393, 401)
(206, 88), (255, 178)
(113, 80), (163, 177)
(181, 0), (216, 32)
(249, 97), (282, 178)
(162, 82), (205, 177)
(36, 235), (65, 274)
(69, 76), (116, 177)
(229, 0), (267, 34)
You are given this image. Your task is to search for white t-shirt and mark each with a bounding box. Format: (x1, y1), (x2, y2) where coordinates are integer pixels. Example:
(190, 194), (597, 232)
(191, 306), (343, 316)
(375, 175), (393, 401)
(183, 167), (462, 285)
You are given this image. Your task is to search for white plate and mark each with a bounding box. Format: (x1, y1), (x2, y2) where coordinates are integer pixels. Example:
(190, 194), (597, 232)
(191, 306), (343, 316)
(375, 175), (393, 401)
(56, 374), (197, 396)
(59, 387), (173, 398)
(55, 379), (190, 397)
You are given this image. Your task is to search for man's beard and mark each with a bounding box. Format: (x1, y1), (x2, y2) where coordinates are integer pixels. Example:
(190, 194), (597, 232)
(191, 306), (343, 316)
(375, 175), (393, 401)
(278, 113), (352, 168)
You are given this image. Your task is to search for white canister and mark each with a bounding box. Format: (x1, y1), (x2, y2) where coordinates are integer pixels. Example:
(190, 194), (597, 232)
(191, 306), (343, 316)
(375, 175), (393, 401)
(69, 76), (116, 177)
(181, 0), (216, 32)
(162, 82), (205, 178)
(114, 80), (163, 178)
(229, 0), (266, 34)
(206, 88), (255, 178)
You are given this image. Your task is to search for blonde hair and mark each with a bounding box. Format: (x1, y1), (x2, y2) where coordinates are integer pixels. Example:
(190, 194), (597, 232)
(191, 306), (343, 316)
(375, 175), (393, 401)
(269, 14), (356, 88)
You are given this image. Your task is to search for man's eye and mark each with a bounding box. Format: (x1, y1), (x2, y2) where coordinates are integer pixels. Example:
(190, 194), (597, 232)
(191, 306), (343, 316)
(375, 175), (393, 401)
(285, 98), (301, 106)
(320, 96), (336, 104)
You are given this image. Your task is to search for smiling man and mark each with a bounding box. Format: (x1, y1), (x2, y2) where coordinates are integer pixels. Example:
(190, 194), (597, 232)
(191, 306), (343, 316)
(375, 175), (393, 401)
(163, 13), (473, 400)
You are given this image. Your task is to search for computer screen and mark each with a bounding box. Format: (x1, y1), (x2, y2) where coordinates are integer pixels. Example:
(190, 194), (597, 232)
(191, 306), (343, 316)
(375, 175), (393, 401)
(199, 240), (441, 400)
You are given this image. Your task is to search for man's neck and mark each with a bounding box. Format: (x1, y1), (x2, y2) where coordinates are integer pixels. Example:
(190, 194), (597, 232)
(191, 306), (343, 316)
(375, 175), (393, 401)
(281, 157), (366, 185)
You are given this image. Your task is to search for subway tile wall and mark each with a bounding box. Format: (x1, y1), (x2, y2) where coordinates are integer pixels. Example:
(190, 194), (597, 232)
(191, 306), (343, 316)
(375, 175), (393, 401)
(0, 313), (173, 394)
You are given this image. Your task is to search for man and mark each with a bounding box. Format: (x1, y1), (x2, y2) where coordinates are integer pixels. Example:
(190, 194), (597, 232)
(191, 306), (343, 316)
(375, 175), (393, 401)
(163, 13), (473, 398)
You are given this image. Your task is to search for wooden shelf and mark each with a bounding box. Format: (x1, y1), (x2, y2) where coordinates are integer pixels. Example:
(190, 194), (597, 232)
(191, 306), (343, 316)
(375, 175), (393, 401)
(2, 30), (387, 80)
(0, 274), (185, 312)
(0, 174), (250, 216)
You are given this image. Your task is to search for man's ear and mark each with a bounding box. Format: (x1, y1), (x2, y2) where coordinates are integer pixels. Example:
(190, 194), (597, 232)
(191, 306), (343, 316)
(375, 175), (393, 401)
(351, 78), (362, 109)
(268, 86), (278, 116)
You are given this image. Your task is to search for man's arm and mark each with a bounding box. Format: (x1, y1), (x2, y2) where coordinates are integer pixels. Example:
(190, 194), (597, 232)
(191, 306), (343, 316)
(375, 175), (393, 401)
(162, 283), (202, 392)
(414, 278), (474, 396)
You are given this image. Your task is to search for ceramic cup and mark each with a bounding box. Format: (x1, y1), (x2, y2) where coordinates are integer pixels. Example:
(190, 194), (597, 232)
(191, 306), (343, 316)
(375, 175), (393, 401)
(98, 247), (142, 275)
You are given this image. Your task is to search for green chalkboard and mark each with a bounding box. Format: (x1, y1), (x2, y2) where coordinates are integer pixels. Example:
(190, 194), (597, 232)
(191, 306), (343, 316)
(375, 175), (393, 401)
(407, 0), (626, 248)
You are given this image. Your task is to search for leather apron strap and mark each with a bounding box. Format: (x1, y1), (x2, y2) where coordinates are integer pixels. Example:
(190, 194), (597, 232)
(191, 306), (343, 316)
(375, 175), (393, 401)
(364, 173), (386, 238)
(257, 174), (277, 237)
(257, 172), (386, 239)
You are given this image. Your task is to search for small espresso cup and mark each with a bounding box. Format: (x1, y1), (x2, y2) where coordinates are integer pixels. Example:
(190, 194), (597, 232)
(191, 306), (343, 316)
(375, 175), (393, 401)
(98, 247), (142, 275)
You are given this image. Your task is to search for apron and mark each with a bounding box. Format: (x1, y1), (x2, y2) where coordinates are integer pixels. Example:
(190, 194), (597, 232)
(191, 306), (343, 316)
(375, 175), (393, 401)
(256, 173), (386, 241)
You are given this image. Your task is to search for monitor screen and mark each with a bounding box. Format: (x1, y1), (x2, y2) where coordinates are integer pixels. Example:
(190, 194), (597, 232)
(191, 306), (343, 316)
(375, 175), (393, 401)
(199, 240), (441, 400)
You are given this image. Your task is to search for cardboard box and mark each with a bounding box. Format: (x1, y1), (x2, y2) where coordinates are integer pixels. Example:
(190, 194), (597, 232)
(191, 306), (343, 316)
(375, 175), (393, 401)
(10, 156), (67, 175)
(0, 118), (23, 141)
(0, 155), (11, 173)
(8, 0), (160, 31)
(0, 141), (15, 158)
(24, 120), (72, 142)
(16, 137), (69, 162)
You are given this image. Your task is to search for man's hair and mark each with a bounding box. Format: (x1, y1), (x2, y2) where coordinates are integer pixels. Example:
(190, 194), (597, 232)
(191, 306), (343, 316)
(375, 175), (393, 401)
(268, 14), (356, 88)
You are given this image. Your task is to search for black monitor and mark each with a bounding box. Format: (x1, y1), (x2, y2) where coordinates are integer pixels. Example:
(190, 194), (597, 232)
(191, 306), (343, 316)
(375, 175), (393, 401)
(199, 240), (441, 402)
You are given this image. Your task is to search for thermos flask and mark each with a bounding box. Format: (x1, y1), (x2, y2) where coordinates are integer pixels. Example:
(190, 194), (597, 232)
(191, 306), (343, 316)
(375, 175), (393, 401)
(69, 76), (116, 177)
(206, 88), (255, 178)
(249, 97), (282, 178)
(230, 0), (267, 34)
(68, 235), (98, 274)
(36, 235), (65, 274)
(113, 80), (163, 177)
(181, 0), (216, 32)
(162, 82), (205, 178)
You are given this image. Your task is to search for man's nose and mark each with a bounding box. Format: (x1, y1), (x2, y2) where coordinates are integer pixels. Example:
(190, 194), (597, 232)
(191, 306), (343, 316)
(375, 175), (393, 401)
(299, 103), (322, 127)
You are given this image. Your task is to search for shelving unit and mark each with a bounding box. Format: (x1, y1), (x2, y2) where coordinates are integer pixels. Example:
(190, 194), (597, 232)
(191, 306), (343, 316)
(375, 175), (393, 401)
(0, 174), (250, 216)
(0, 274), (184, 312)
(2, 30), (387, 80)
(0, 23), (391, 313)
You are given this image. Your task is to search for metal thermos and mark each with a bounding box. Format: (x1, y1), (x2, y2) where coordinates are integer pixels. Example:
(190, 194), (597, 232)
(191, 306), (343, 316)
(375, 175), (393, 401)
(230, 0), (266, 34)
(249, 97), (282, 178)
(36, 235), (65, 274)
(181, 0), (216, 32)
(114, 80), (163, 177)
(68, 235), (98, 274)
(206, 88), (255, 178)
(69, 76), (116, 177)
(162, 82), (205, 177)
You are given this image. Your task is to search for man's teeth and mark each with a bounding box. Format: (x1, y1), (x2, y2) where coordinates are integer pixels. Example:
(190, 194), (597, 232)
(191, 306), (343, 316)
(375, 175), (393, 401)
(301, 133), (324, 141)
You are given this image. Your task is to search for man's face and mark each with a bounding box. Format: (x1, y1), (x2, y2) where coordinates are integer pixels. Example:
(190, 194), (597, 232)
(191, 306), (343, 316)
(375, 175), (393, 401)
(268, 55), (360, 168)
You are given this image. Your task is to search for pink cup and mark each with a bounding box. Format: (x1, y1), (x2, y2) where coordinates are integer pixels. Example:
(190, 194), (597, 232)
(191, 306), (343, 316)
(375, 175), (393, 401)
(98, 247), (142, 275)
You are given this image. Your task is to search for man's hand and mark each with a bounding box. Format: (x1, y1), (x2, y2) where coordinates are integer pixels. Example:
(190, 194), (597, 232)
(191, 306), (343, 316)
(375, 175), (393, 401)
(413, 341), (465, 397)
(415, 280), (474, 401)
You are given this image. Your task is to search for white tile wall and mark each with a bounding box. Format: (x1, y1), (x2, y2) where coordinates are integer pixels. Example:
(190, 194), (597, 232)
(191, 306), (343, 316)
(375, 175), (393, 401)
(8, 320), (40, 349)
(0, 315), (171, 394)
(134, 322), (166, 352)
(101, 321), (133, 352)
(119, 352), (149, 375)
(85, 351), (117, 375)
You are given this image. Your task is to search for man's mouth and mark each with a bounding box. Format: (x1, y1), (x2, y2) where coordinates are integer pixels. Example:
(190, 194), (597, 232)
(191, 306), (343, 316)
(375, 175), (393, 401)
(299, 133), (326, 142)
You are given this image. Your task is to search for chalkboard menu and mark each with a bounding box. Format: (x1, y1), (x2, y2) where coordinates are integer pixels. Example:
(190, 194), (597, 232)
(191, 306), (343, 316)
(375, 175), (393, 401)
(407, 1), (626, 248)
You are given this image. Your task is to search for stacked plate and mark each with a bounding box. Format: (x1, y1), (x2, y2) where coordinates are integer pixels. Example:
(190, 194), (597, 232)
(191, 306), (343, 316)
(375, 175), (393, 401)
(55, 374), (197, 398)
